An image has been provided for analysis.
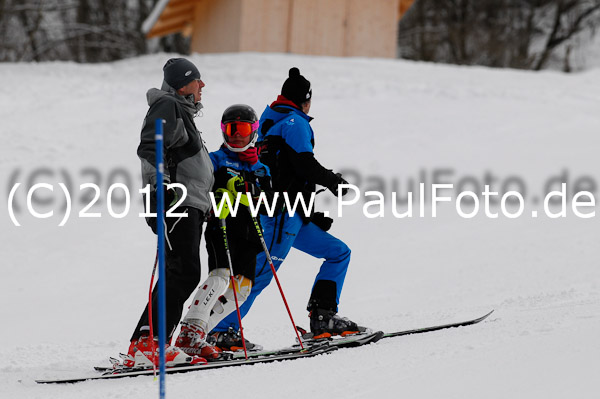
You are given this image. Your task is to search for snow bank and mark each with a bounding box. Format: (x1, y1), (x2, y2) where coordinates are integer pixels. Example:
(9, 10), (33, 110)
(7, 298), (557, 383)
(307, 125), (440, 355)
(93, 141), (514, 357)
(0, 53), (598, 398)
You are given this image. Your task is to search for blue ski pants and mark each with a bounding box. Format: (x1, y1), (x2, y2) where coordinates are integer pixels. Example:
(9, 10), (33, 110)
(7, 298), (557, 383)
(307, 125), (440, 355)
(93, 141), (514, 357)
(212, 212), (351, 332)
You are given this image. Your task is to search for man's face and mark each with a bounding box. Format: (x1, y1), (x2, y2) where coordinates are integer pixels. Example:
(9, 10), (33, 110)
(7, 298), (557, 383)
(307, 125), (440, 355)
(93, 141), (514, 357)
(178, 79), (205, 103)
(302, 99), (311, 114)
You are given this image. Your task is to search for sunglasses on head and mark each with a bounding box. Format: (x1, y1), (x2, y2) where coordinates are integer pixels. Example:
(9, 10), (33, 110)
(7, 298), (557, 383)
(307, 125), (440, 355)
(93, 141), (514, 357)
(221, 121), (259, 138)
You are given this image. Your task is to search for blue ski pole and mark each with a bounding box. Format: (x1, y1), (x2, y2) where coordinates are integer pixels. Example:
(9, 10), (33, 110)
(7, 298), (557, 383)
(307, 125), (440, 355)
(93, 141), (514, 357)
(155, 118), (167, 399)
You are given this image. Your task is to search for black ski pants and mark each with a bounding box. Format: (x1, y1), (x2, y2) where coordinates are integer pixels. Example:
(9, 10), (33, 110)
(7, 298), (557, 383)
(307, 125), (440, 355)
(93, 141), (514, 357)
(131, 207), (204, 342)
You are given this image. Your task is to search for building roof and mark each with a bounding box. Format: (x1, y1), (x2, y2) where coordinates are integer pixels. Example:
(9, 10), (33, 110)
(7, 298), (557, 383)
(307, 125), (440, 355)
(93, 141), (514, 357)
(143, 0), (196, 38)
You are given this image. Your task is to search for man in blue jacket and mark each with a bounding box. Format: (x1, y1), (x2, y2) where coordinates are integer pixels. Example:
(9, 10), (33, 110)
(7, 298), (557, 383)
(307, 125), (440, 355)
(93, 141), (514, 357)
(211, 68), (360, 348)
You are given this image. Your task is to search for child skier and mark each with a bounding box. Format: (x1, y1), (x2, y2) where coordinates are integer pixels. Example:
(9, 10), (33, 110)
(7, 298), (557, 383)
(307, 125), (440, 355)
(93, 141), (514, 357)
(174, 104), (271, 356)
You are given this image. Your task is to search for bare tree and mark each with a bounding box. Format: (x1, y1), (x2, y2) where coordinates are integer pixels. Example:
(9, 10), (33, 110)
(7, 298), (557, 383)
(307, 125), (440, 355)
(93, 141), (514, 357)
(0, 0), (79, 62)
(533, 0), (600, 69)
(398, 0), (600, 71)
(0, 0), (160, 62)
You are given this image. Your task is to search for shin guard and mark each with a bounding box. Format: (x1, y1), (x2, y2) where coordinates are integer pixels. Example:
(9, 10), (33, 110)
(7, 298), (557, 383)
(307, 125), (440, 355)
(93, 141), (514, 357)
(207, 275), (252, 333)
(182, 268), (231, 330)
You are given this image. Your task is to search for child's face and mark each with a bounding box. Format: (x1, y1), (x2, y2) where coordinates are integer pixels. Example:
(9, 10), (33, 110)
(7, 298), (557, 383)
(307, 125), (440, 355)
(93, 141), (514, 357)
(227, 132), (251, 148)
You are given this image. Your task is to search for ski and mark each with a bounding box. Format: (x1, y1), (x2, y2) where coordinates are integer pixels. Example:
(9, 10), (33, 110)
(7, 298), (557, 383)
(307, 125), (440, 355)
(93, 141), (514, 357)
(343, 330), (385, 346)
(296, 329), (384, 349)
(36, 310), (492, 384)
(37, 344), (337, 384)
(381, 309), (494, 340)
(229, 344), (312, 360)
(231, 329), (384, 360)
(293, 309), (492, 348)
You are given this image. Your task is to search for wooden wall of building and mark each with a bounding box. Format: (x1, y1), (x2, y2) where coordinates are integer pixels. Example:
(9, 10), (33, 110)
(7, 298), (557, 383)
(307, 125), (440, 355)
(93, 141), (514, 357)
(189, 0), (402, 58)
(191, 0), (242, 54)
(344, 0), (399, 58)
(288, 0), (347, 56)
(239, 0), (291, 53)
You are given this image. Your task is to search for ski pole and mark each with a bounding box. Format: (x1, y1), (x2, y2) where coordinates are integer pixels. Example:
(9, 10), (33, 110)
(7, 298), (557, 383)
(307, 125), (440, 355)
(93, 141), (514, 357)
(155, 118), (167, 398)
(147, 251), (158, 377)
(250, 214), (304, 349)
(216, 189), (249, 359)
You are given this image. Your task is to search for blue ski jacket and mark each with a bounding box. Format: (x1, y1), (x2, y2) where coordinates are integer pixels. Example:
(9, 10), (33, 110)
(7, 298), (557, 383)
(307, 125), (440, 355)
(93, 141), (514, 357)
(257, 99), (340, 209)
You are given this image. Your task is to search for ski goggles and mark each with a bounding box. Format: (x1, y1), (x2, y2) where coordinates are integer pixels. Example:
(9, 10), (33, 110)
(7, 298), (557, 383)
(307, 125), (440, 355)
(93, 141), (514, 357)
(221, 121), (259, 138)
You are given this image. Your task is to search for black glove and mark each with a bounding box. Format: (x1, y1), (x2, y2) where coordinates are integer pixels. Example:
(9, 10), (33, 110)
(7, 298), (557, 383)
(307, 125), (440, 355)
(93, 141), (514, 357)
(156, 183), (178, 209)
(311, 212), (333, 231)
(326, 173), (349, 197)
(165, 184), (179, 208)
(148, 183), (178, 212)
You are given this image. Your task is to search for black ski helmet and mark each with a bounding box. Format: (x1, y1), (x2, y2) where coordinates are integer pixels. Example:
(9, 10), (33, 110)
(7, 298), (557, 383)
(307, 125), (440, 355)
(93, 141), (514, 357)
(221, 104), (258, 124)
(220, 104), (259, 152)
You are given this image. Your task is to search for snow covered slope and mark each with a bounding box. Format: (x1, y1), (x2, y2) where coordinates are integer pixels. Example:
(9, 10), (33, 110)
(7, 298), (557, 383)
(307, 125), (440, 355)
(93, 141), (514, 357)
(1, 53), (599, 398)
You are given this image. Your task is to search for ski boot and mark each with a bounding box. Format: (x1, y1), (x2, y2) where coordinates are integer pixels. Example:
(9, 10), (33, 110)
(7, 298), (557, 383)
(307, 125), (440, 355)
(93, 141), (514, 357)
(175, 321), (222, 361)
(308, 308), (362, 339)
(210, 327), (263, 352)
(123, 331), (206, 369)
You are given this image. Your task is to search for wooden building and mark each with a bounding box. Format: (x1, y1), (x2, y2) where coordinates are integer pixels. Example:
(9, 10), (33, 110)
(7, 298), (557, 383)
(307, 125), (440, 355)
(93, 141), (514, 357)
(143, 0), (415, 58)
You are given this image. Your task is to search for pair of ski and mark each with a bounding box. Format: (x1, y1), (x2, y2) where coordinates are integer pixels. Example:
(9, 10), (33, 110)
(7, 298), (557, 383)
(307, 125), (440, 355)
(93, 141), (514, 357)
(36, 310), (493, 384)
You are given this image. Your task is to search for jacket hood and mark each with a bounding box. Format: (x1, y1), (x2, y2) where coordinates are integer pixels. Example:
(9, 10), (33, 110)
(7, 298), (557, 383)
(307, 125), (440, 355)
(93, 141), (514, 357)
(146, 81), (203, 114)
(270, 95), (300, 110)
(260, 102), (312, 127)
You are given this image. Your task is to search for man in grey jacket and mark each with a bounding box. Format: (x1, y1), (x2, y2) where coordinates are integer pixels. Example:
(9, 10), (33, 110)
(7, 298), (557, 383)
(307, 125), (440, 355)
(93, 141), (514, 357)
(124, 58), (216, 368)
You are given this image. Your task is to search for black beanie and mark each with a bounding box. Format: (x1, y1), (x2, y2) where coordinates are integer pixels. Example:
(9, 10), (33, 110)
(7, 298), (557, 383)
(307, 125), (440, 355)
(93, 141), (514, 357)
(163, 58), (201, 90)
(281, 67), (312, 107)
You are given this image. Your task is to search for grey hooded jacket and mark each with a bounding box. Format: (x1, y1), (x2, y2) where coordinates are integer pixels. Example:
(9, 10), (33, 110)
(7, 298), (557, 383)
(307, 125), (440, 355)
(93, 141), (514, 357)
(137, 82), (214, 214)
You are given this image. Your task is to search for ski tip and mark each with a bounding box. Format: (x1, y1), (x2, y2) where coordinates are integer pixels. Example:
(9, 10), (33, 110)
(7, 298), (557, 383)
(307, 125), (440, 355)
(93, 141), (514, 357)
(469, 310), (494, 324)
(482, 309), (495, 319)
(18, 378), (37, 387)
(367, 330), (384, 343)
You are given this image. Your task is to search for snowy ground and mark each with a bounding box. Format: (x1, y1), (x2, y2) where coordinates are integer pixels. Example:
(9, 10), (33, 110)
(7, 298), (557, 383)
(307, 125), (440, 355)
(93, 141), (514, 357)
(1, 53), (599, 399)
